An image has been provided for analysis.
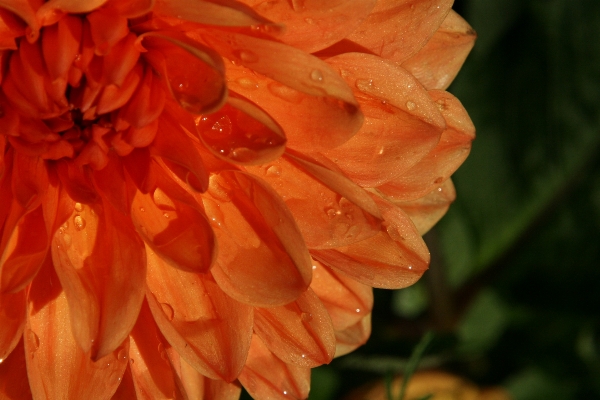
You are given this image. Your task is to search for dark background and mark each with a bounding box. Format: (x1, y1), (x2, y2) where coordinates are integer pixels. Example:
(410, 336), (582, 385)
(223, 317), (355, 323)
(245, 0), (600, 398)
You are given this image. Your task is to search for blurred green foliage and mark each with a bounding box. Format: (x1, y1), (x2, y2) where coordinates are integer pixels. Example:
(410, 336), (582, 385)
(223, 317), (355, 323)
(303, 0), (600, 399)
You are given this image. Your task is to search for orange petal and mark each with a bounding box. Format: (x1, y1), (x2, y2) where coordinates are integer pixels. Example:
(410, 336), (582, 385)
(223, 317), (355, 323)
(130, 186), (215, 273)
(37, 0), (109, 25)
(92, 152), (134, 216)
(56, 160), (99, 203)
(0, 7), (25, 50)
(0, 205), (49, 293)
(102, 32), (141, 86)
(0, 0), (40, 41)
(334, 313), (371, 357)
(122, 148), (156, 194)
(205, 170), (312, 307)
(155, 0), (273, 28)
(145, 251), (253, 381)
(140, 32), (227, 115)
(393, 178), (456, 235)
(150, 108), (209, 192)
(245, 0), (376, 52)
(86, 8), (129, 55)
(41, 14), (81, 82)
(96, 63), (144, 115)
(402, 10), (476, 90)
(310, 259), (373, 331)
(110, 363), (137, 400)
(128, 300), (182, 399)
(51, 199), (146, 360)
(0, 338), (33, 400)
(322, 53), (445, 187)
(104, 0), (154, 18)
(346, 0), (453, 63)
(196, 96), (286, 165)
(378, 90), (475, 200)
(254, 288), (336, 368)
(26, 276), (129, 400)
(246, 155), (381, 249)
(118, 64), (166, 128)
(312, 196), (429, 289)
(0, 289), (26, 362)
(11, 151), (49, 211)
(211, 36), (363, 150)
(175, 355), (242, 400)
(239, 334), (311, 400)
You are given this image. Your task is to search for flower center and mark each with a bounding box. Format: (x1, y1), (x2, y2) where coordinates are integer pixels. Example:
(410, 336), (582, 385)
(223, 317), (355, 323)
(0, 12), (164, 170)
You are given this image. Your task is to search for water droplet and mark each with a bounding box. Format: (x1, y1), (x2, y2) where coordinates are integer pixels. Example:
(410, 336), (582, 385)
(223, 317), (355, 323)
(301, 354), (306, 358)
(408, 265), (413, 270)
(304, 17), (315, 25)
(356, 79), (374, 93)
(325, 208), (338, 219)
(406, 101), (416, 111)
(117, 347), (128, 361)
(62, 233), (72, 247)
(266, 165), (281, 177)
(27, 329), (40, 354)
(0, 358), (3, 364)
(301, 312), (313, 323)
(267, 82), (303, 104)
(356, 308), (361, 313)
(434, 177), (443, 184)
(163, 212), (170, 219)
(73, 215), (86, 231)
(291, 0), (305, 11)
(139, 207), (145, 212)
(157, 343), (169, 362)
(283, 390), (288, 396)
(312, 264), (317, 270)
(236, 77), (259, 90)
(378, 147), (385, 155)
(130, 358), (135, 364)
(310, 69), (324, 82)
(74, 202), (83, 212)
(160, 303), (175, 321)
(236, 50), (259, 63)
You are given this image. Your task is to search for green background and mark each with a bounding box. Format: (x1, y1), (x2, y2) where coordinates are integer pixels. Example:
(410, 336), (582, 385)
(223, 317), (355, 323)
(244, 0), (600, 398)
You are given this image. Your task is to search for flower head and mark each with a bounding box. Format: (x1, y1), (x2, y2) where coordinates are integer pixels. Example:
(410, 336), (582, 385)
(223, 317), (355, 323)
(0, 0), (475, 398)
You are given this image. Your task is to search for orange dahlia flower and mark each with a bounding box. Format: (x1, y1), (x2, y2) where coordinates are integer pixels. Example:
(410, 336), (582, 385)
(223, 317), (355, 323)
(0, 0), (475, 399)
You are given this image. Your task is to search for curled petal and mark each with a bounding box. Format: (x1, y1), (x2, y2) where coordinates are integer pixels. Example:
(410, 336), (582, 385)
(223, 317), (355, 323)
(346, 0), (453, 63)
(131, 186), (215, 274)
(0, 8), (25, 50)
(205, 170), (312, 307)
(51, 199), (146, 360)
(26, 281), (130, 400)
(0, 0), (40, 41)
(378, 90), (475, 200)
(150, 108), (209, 192)
(323, 53), (445, 187)
(141, 32), (227, 114)
(155, 0), (274, 28)
(254, 288), (336, 368)
(239, 334), (311, 400)
(56, 160), (99, 203)
(312, 196), (429, 289)
(0, 338), (33, 399)
(227, 65), (362, 151)
(145, 250), (253, 381)
(246, 0), (376, 52)
(402, 10), (477, 90)
(128, 300), (183, 400)
(0, 289), (26, 362)
(118, 65), (166, 128)
(334, 313), (371, 357)
(247, 155), (381, 249)
(196, 96), (286, 165)
(37, 0), (109, 25)
(310, 260), (373, 331)
(393, 178), (456, 235)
